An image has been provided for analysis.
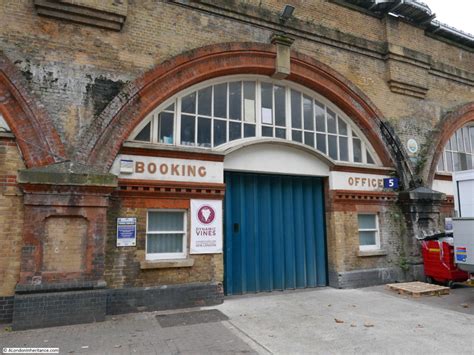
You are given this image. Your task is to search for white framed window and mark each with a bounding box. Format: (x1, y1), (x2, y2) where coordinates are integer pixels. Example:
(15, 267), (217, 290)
(129, 75), (380, 166)
(357, 214), (380, 251)
(437, 124), (474, 173)
(146, 210), (187, 260)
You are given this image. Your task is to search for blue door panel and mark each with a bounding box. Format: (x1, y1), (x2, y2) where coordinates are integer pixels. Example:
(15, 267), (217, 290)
(224, 172), (327, 295)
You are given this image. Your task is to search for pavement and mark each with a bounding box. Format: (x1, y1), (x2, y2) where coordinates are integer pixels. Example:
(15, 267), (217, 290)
(1, 285), (473, 354)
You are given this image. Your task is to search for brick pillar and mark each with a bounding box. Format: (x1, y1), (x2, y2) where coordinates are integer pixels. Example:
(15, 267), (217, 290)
(12, 162), (117, 330)
(398, 187), (445, 281)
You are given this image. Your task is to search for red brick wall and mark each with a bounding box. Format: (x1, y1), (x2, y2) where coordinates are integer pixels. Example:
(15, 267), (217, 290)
(0, 136), (24, 296)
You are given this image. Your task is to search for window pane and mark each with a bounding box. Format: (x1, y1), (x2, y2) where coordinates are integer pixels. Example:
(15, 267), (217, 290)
(339, 136), (348, 161)
(463, 127), (471, 153)
(147, 234), (183, 253)
(450, 135), (457, 151)
(315, 101), (326, 132)
(262, 83), (273, 125)
(353, 138), (362, 163)
(214, 83), (227, 118)
(327, 109), (337, 134)
(214, 119), (227, 146)
(457, 130), (464, 152)
(316, 133), (326, 154)
(244, 81), (256, 123)
(159, 112), (174, 144)
(164, 103), (175, 112)
(198, 86), (212, 116)
(229, 82), (242, 120)
(181, 92), (196, 114)
(180, 115), (195, 145)
(453, 152), (462, 171)
(468, 155), (473, 170)
(470, 127), (474, 153)
(303, 95), (313, 130)
(244, 124), (256, 138)
(275, 128), (286, 139)
(261, 83), (272, 110)
(446, 151), (453, 172)
(229, 121), (241, 141)
(274, 85), (286, 127)
(358, 214), (376, 229)
(338, 117), (347, 135)
(291, 90), (302, 129)
(328, 135), (338, 160)
(148, 211), (184, 232)
(359, 231), (376, 246)
(459, 153), (468, 171)
(304, 131), (314, 148)
(367, 151), (375, 165)
(262, 126), (273, 137)
(197, 117), (211, 147)
(292, 130), (302, 143)
(134, 122), (151, 142)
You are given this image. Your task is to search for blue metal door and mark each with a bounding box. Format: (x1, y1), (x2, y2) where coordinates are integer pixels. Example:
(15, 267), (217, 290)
(224, 172), (327, 295)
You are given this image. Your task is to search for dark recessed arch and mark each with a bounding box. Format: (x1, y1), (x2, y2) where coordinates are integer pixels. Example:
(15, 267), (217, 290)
(78, 42), (394, 171)
(0, 53), (65, 167)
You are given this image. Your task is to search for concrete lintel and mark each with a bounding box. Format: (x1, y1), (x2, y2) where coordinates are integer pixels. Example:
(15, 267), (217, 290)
(271, 33), (295, 80)
(18, 161), (117, 187)
(399, 186), (445, 203)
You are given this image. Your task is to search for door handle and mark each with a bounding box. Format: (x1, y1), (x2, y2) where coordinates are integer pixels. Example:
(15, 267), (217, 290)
(233, 223), (240, 233)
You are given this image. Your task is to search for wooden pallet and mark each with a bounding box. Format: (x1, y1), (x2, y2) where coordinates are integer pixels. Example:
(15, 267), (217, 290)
(386, 282), (450, 297)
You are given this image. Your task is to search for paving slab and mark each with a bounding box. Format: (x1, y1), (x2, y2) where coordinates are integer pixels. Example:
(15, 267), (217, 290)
(213, 287), (474, 354)
(0, 310), (256, 355)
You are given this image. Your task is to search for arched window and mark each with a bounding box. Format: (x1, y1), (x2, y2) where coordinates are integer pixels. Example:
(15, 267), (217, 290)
(129, 76), (378, 165)
(437, 124), (474, 172)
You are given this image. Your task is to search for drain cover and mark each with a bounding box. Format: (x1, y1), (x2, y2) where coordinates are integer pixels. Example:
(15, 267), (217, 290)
(156, 309), (229, 328)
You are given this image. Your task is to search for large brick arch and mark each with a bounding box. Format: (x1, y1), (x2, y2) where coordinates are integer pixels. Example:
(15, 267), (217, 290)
(425, 102), (474, 185)
(79, 42), (394, 171)
(0, 53), (65, 167)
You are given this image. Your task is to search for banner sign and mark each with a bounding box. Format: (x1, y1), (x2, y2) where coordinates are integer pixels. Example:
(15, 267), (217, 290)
(190, 199), (223, 254)
(117, 217), (137, 247)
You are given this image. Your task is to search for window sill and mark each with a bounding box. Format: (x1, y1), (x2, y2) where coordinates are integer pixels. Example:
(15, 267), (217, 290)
(140, 258), (194, 269)
(357, 249), (387, 257)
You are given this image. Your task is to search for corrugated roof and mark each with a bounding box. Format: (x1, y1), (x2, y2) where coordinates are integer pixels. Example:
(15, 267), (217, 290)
(333, 0), (474, 49)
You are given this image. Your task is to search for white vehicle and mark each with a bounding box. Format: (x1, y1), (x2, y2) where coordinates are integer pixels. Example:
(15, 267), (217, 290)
(452, 169), (474, 274)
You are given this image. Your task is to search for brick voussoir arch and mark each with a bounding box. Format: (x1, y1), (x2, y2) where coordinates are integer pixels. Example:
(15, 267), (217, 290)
(81, 42), (393, 171)
(425, 102), (474, 185)
(0, 53), (65, 167)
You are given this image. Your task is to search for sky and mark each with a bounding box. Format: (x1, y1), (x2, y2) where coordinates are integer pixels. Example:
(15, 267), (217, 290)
(423, 0), (474, 35)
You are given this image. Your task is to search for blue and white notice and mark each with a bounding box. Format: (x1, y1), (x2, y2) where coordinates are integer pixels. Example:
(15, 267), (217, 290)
(117, 217), (137, 247)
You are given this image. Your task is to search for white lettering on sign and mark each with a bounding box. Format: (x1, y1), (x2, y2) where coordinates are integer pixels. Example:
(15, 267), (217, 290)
(329, 171), (392, 191)
(110, 154), (224, 183)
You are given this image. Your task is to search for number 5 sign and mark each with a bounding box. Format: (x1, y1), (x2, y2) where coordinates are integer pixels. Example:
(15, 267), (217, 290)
(383, 177), (399, 189)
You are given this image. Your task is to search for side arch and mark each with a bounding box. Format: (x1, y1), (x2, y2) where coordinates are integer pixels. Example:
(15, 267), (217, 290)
(0, 53), (65, 167)
(78, 42), (394, 171)
(424, 102), (474, 186)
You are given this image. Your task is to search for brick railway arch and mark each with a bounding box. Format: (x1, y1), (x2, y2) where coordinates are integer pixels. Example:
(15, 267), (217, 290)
(78, 42), (394, 171)
(424, 102), (474, 186)
(0, 53), (65, 167)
